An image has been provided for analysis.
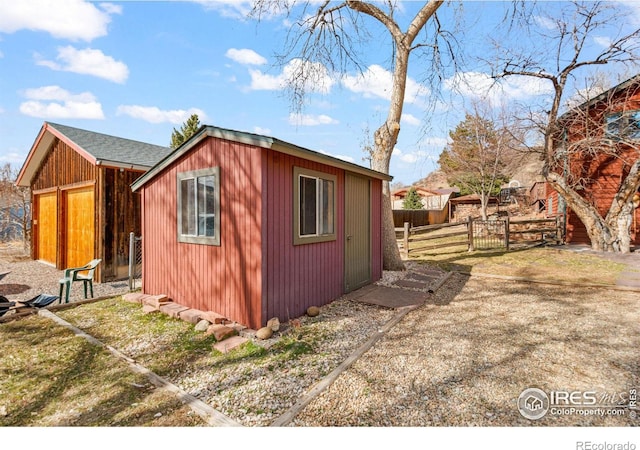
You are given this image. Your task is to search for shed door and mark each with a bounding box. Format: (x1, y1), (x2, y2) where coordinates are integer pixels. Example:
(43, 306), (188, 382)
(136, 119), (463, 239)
(35, 191), (57, 265)
(64, 186), (95, 269)
(344, 173), (371, 292)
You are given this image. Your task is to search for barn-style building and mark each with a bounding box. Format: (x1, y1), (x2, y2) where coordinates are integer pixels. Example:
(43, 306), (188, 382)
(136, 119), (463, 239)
(16, 122), (172, 282)
(131, 125), (391, 329)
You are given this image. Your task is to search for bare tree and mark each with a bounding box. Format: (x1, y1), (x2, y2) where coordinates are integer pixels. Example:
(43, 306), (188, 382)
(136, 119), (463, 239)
(251, 0), (451, 270)
(491, 1), (640, 252)
(0, 164), (31, 249)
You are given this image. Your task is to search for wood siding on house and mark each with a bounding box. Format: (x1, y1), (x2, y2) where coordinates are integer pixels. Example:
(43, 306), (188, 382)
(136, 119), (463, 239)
(564, 152), (640, 245)
(101, 168), (144, 279)
(262, 150), (345, 324)
(32, 139), (96, 191)
(141, 137), (264, 329)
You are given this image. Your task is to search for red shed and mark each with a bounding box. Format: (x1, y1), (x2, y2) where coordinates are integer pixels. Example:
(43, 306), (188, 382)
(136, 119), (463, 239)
(131, 125), (391, 330)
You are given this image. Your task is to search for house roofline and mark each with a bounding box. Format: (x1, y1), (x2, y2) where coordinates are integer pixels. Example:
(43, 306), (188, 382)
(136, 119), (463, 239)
(16, 122), (97, 187)
(558, 74), (640, 122)
(131, 125), (392, 192)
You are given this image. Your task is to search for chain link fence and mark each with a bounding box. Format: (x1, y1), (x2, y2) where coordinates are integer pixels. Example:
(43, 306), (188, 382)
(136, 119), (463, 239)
(128, 232), (142, 291)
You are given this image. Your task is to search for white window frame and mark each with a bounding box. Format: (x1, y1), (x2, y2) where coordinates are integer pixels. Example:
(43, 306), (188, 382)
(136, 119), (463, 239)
(293, 166), (337, 245)
(177, 167), (220, 246)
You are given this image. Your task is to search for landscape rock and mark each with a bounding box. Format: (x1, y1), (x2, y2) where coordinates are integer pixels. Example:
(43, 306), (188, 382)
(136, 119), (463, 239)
(142, 305), (159, 314)
(213, 336), (249, 354)
(256, 326), (273, 340)
(207, 324), (238, 341)
(178, 308), (204, 324)
(306, 306), (320, 317)
(195, 319), (211, 332)
(201, 311), (228, 324)
(141, 294), (170, 309)
(267, 317), (280, 332)
(122, 293), (146, 304)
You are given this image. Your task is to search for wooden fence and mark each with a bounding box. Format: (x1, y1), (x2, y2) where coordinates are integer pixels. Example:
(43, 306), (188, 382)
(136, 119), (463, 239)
(397, 216), (563, 257)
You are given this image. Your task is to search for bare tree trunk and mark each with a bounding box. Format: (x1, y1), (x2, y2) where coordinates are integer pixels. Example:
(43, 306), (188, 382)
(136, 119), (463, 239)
(369, 48), (409, 271)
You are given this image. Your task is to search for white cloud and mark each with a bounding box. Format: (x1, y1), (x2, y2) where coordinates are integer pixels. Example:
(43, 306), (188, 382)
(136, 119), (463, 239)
(318, 149), (355, 163)
(253, 126), (271, 135)
(19, 85), (104, 119)
(36, 46), (129, 83)
(342, 65), (427, 105)
(593, 36), (613, 48)
(418, 136), (449, 148)
(0, 151), (26, 164)
(116, 105), (207, 125)
(445, 71), (553, 105)
(193, 0), (253, 19)
(225, 48), (267, 66)
(401, 113), (421, 126)
(288, 113), (338, 126)
(249, 59), (335, 94)
(392, 147), (429, 164)
(0, 0), (118, 41)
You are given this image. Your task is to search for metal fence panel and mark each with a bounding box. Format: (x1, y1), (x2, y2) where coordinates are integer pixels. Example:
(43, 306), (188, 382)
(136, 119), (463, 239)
(128, 232), (142, 291)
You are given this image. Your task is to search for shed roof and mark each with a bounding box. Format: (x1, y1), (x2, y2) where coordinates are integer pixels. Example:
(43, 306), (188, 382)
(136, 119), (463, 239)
(131, 125), (393, 192)
(16, 122), (172, 186)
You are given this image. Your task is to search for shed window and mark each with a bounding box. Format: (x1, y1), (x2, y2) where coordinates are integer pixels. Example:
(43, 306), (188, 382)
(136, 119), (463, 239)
(605, 110), (640, 141)
(177, 167), (220, 245)
(294, 167), (336, 245)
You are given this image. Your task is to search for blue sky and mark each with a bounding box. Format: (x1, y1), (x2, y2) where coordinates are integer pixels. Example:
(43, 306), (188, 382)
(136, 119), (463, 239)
(1, 0), (639, 186)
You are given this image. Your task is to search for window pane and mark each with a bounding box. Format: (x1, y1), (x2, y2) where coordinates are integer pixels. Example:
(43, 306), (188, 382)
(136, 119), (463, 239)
(197, 175), (216, 237)
(181, 178), (196, 235)
(605, 113), (622, 139)
(300, 176), (317, 236)
(320, 179), (334, 235)
(626, 111), (640, 140)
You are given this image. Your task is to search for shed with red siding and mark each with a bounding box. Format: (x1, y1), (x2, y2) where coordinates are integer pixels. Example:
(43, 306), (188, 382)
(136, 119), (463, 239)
(132, 125), (391, 330)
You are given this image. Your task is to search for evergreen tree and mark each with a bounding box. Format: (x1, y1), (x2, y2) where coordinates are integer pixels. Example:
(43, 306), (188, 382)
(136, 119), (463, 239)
(402, 187), (424, 210)
(170, 114), (201, 149)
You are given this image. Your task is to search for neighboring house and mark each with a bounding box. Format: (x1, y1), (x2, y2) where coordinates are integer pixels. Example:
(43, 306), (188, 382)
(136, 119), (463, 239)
(16, 122), (172, 282)
(448, 194), (500, 222)
(553, 75), (640, 245)
(391, 186), (451, 210)
(131, 125), (391, 330)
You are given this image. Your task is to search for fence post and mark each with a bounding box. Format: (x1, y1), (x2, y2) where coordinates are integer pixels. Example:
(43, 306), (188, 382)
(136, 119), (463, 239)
(403, 222), (410, 258)
(467, 216), (474, 252)
(504, 216), (510, 250)
(128, 232), (135, 291)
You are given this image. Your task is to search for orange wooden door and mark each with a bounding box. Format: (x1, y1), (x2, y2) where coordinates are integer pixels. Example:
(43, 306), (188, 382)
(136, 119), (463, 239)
(36, 191), (57, 264)
(64, 186), (95, 269)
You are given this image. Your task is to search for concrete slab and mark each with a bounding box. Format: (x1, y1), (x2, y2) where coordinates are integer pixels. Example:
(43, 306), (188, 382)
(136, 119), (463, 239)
(352, 286), (427, 308)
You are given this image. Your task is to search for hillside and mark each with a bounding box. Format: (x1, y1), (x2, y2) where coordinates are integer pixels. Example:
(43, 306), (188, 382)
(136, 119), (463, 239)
(414, 151), (545, 191)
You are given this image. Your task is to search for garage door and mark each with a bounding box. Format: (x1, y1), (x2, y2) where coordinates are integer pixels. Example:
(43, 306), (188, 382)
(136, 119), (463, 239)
(35, 191), (57, 265)
(64, 186), (95, 269)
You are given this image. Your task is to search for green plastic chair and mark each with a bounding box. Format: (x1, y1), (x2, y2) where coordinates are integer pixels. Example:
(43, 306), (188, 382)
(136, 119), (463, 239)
(58, 259), (102, 304)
